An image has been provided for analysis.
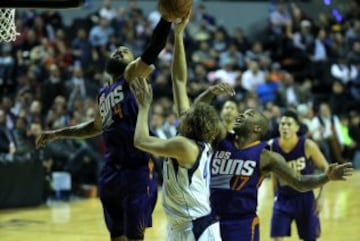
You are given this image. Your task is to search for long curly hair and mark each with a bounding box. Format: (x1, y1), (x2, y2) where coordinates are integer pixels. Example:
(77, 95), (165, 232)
(180, 102), (221, 143)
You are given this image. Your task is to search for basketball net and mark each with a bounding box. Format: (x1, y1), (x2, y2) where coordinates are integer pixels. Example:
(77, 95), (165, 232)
(0, 9), (19, 42)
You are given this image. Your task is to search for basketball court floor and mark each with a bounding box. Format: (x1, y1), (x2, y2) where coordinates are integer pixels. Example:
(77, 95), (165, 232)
(1, 171), (359, 241)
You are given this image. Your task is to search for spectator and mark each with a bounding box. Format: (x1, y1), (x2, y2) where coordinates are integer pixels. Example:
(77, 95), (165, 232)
(187, 63), (210, 99)
(71, 28), (92, 68)
(241, 60), (266, 93)
(330, 53), (358, 86)
(345, 19), (360, 46)
(297, 103), (314, 137)
(220, 100), (238, 132)
(348, 111), (360, 168)
(195, 3), (216, 29)
(256, 76), (280, 105)
(0, 109), (16, 155)
(88, 17), (114, 47)
(339, 115), (356, 161)
(269, 1), (292, 36)
(65, 66), (87, 100)
(310, 103), (344, 163)
(1, 96), (16, 130)
(219, 42), (245, 70)
(292, 19), (314, 51)
(230, 27), (250, 54)
(41, 64), (65, 114)
(329, 81), (352, 116)
(150, 103), (167, 140)
(191, 40), (217, 70)
(12, 115), (35, 155)
(0, 44), (16, 93)
(308, 28), (331, 80)
(245, 41), (271, 69)
(209, 57), (242, 89)
(211, 27), (228, 53)
(98, 0), (117, 21)
(348, 40), (360, 65)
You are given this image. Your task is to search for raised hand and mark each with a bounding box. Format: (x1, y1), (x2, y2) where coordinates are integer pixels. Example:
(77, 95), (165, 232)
(124, 57), (155, 83)
(326, 162), (353, 181)
(130, 78), (153, 109)
(208, 83), (236, 96)
(174, 10), (191, 34)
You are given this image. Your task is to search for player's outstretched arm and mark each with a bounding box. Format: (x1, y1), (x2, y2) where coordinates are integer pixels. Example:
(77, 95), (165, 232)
(172, 12), (191, 116)
(125, 17), (172, 82)
(260, 149), (353, 192)
(194, 83), (235, 105)
(131, 78), (198, 167)
(36, 111), (103, 149)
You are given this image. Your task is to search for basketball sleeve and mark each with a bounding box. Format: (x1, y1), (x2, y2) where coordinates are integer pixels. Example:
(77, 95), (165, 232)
(140, 17), (171, 65)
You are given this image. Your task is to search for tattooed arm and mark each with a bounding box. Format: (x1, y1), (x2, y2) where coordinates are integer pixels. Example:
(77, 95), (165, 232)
(260, 149), (353, 192)
(36, 110), (103, 148)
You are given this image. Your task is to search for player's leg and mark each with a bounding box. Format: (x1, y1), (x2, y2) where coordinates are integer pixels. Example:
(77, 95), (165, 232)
(100, 189), (152, 241)
(270, 200), (293, 240)
(112, 236), (128, 241)
(98, 166), (127, 241)
(298, 198), (321, 241)
(124, 181), (157, 241)
(220, 215), (259, 241)
(296, 217), (320, 241)
(99, 184), (128, 240)
(294, 193), (320, 241)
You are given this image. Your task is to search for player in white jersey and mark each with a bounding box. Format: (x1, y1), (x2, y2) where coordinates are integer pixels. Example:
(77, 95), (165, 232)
(131, 74), (221, 241)
(163, 141), (216, 241)
(131, 13), (229, 241)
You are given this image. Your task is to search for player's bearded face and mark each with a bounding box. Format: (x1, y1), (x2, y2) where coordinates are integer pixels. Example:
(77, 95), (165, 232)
(111, 46), (134, 63)
(105, 58), (127, 77)
(106, 46), (135, 78)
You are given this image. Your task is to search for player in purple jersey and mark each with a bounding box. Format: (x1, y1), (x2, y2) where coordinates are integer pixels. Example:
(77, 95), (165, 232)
(269, 110), (328, 241)
(36, 17), (172, 241)
(194, 90), (353, 241)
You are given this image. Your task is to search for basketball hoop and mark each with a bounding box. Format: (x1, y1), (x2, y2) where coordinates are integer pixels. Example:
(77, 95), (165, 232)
(0, 9), (19, 42)
(0, 0), (85, 42)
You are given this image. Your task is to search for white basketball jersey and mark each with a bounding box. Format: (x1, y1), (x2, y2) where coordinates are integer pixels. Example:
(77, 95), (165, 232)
(162, 142), (212, 229)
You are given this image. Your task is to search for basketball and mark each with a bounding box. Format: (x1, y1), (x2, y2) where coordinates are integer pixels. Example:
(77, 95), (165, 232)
(158, 0), (193, 21)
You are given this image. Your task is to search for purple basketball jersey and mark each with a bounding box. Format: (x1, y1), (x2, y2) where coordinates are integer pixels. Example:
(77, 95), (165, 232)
(210, 133), (268, 241)
(97, 77), (150, 168)
(272, 136), (315, 197)
(210, 133), (268, 217)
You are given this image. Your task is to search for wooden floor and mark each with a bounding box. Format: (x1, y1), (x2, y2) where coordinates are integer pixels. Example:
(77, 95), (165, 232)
(1, 171), (359, 241)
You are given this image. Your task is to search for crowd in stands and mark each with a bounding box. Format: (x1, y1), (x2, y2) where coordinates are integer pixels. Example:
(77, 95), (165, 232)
(0, 0), (359, 199)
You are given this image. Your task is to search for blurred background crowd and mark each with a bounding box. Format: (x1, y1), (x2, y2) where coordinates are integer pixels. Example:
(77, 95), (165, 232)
(0, 0), (359, 200)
